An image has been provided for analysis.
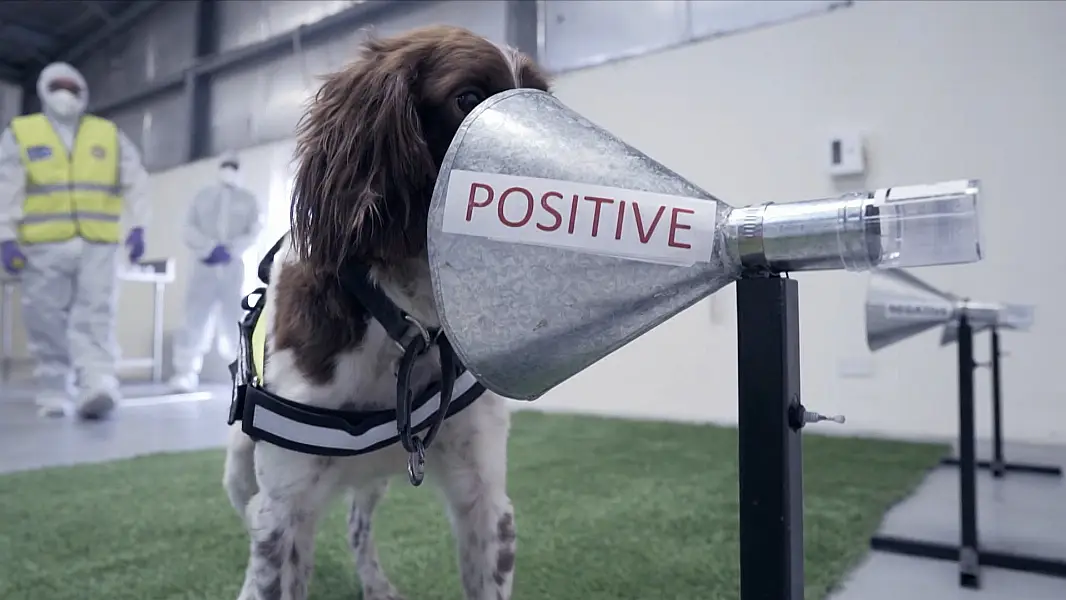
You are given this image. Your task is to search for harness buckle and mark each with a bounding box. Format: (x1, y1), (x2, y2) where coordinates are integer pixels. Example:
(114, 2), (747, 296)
(395, 314), (436, 354)
(407, 436), (426, 486)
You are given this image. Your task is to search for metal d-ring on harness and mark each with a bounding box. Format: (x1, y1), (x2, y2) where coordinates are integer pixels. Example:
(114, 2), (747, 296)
(337, 262), (462, 487)
(393, 316), (457, 484)
(227, 236), (484, 488)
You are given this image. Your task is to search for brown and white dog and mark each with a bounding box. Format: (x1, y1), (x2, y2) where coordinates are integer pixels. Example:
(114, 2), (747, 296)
(221, 25), (550, 600)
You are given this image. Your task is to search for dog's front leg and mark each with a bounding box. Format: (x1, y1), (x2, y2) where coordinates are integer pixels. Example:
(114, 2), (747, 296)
(433, 413), (517, 600)
(347, 479), (406, 600)
(439, 472), (517, 600)
(237, 450), (337, 600)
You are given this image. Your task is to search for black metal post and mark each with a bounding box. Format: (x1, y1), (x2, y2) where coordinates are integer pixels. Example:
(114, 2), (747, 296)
(957, 315), (981, 588)
(188, 0), (219, 162)
(870, 314), (1066, 585)
(736, 275), (804, 600)
(940, 327), (1061, 477)
(20, 73), (40, 116)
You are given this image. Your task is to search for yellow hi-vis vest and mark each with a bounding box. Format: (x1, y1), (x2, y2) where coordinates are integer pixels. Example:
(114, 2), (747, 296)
(9, 113), (122, 245)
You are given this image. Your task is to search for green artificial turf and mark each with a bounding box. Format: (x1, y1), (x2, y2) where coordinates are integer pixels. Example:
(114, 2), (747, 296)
(0, 411), (946, 600)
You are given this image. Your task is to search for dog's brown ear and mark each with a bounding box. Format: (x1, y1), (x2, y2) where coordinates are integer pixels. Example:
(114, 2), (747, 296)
(290, 41), (436, 275)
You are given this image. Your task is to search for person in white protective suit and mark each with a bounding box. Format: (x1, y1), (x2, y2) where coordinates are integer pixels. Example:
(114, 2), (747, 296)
(0, 62), (150, 420)
(168, 154), (262, 393)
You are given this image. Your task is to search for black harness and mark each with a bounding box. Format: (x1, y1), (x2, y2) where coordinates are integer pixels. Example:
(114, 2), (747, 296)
(227, 235), (486, 486)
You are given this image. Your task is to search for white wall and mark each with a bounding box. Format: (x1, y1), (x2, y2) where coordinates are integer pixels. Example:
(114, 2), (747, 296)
(533, 0), (1066, 445)
(4, 1), (1062, 445)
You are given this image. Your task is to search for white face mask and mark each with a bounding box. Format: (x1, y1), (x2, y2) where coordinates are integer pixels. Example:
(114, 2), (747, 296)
(46, 89), (83, 119)
(219, 166), (239, 187)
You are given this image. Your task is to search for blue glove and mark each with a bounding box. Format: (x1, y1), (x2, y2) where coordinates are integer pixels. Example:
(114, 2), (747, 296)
(204, 244), (232, 265)
(0, 240), (26, 275)
(125, 227), (145, 262)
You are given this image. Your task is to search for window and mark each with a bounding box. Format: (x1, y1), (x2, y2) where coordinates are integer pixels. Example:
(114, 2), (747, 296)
(539, 0), (852, 74)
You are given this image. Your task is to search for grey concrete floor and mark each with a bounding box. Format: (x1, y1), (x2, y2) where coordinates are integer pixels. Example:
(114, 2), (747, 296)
(0, 380), (232, 474)
(828, 439), (1066, 600)
(1, 382), (1065, 598)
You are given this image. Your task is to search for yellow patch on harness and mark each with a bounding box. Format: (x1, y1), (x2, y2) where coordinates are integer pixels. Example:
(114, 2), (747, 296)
(251, 297), (270, 383)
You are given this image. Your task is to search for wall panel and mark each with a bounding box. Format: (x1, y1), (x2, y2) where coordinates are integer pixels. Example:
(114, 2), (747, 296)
(107, 88), (190, 172)
(68, 0), (851, 169)
(540, 0), (851, 74)
(78, 1), (197, 110)
(540, 0), (689, 73)
(217, 0), (360, 53)
(208, 0), (509, 153)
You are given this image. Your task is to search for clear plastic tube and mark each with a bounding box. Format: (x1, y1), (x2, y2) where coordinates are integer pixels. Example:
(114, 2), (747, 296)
(863, 179), (982, 270)
(726, 179), (983, 273)
(997, 303), (1035, 331)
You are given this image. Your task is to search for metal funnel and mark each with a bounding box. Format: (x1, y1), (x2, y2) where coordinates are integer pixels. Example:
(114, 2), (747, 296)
(865, 269), (959, 351)
(864, 268), (1035, 350)
(428, 89), (984, 400)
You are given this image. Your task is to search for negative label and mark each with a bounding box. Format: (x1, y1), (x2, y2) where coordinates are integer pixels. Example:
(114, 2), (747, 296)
(441, 170), (717, 267)
(883, 302), (953, 321)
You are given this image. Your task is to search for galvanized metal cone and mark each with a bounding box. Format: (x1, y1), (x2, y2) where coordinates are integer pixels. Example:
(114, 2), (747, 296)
(427, 89), (738, 401)
(865, 269), (1036, 349)
(865, 269), (959, 352)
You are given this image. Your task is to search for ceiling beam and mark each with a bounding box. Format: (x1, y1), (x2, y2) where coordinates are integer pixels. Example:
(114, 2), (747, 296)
(57, 0), (163, 65)
(86, 1), (118, 26)
(0, 21), (57, 52)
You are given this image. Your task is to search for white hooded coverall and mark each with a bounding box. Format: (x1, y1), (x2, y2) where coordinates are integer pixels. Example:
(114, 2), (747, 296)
(0, 63), (150, 416)
(170, 165), (262, 389)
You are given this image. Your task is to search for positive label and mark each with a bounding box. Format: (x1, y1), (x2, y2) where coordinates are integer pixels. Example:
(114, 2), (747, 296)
(441, 170), (718, 267)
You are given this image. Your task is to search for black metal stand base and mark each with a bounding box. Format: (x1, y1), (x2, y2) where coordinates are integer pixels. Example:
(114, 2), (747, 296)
(869, 317), (1066, 588)
(938, 457), (1062, 478)
(870, 535), (1066, 582)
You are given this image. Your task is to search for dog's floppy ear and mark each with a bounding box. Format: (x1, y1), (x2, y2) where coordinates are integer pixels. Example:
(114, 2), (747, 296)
(290, 38), (436, 275)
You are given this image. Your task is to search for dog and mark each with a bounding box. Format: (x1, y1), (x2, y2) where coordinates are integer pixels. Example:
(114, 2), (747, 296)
(221, 25), (551, 600)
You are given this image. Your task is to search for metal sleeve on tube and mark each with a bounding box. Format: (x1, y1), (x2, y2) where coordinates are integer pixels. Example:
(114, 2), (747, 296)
(726, 195), (878, 274)
(727, 205), (770, 273)
(838, 195), (884, 272)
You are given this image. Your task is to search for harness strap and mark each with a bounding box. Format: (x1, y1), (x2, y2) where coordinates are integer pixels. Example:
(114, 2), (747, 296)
(340, 262), (418, 347)
(258, 235), (286, 285)
(227, 234), (485, 486)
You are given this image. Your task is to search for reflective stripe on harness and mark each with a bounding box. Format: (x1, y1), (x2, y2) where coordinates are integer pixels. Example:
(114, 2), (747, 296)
(231, 369), (483, 457)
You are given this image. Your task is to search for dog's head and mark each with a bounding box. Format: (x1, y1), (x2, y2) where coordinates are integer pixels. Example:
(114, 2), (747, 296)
(290, 25), (551, 275)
